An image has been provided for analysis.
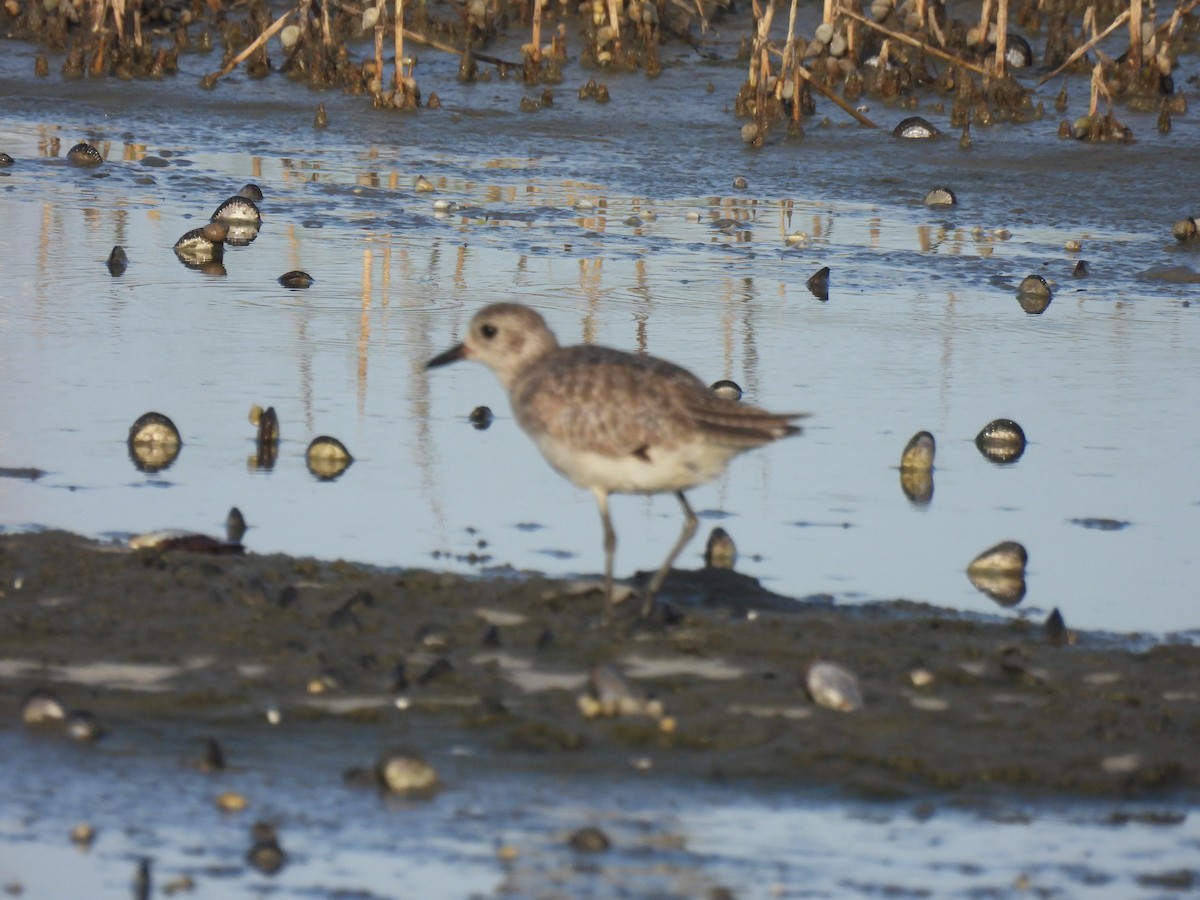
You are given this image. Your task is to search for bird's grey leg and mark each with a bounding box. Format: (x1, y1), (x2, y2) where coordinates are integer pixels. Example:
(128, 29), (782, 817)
(641, 491), (698, 617)
(592, 487), (617, 622)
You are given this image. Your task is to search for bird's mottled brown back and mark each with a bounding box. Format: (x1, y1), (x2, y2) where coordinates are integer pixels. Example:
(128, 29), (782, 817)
(511, 344), (802, 458)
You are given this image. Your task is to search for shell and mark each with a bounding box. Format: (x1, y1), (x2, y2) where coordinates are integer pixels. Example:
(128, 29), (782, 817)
(804, 661), (863, 712)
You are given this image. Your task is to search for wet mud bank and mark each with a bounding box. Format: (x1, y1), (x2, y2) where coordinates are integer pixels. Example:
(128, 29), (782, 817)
(2, 529), (1198, 802)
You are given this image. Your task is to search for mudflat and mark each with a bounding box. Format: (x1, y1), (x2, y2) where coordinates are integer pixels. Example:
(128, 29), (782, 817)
(3, 529), (1196, 801)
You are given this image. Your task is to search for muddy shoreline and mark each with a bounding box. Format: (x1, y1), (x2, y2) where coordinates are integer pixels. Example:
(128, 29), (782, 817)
(3, 529), (1197, 803)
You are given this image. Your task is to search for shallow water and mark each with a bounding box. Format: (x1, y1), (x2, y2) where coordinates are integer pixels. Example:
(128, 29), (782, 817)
(3, 724), (1199, 899)
(2, 19), (1200, 646)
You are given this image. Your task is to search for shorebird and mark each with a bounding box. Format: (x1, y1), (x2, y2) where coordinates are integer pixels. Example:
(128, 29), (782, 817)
(427, 303), (805, 618)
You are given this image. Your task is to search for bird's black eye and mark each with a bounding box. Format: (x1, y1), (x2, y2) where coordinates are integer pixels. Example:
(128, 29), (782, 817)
(481, 324), (498, 339)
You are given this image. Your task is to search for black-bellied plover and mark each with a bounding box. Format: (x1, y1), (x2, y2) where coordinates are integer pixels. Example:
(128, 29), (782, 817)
(427, 303), (805, 619)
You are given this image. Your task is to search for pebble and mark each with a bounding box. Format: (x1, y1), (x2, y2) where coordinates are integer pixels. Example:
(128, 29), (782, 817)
(376, 750), (440, 794)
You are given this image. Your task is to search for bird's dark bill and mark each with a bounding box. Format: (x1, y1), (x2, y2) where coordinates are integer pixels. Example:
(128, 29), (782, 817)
(427, 344), (467, 369)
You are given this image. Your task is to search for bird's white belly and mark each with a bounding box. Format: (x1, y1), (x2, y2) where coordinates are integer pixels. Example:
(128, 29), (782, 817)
(532, 435), (739, 495)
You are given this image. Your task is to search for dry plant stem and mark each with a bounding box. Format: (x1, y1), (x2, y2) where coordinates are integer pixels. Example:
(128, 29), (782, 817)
(1159, 0), (1200, 37)
(1035, 8), (1129, 85)
(207, 8), (294, 80)
(394, 0), (404, 91)
(393, 26), (519, 67)
(994, 0), (1008, 77)
(1089, 60), (1101, 115)
(321, 0), (332, 47)
(977, 0), (994, 49)
(842, 9), (990, 75)
(112, 0), (126, 42)
(823, 0), (833, 25)
(134, 7), (142, 47)
(1129, 0), (1143, 68)
(373, 0), (384, 90)
(792, 62), (878, 126)
(531, 0), (543, 62)
(607, 0), (621, 39)
(916, 0), (926, 28)
(783, 0), (799, 64)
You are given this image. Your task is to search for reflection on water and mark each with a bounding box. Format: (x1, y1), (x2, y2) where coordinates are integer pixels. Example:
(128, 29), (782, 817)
(1, 43), (1199, 637)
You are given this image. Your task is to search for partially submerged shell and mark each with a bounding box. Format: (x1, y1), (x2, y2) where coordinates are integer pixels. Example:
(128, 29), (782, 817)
(923, 187), (956, 207)
(174, 222), (229, 262)
(22, 689), (67, 725)
(211, 195), (261, 226)
(107, 245), (128, 276)
(968, 540), (1028, 575)
(278, 270), (313, 289)
(900, 431), (935, 471)
(468, 405), (493, 430)
(306, 436), (353, 480)
(892, 116), (941, 139)
(975, 418), (1026, 464)
(1017, 274), (1052, 314)
(803, 661), (863, 712)
(127, 412), (182, 472)
(806, 266), (830, 302)
(967, 540), (1028, 606)
(67, 142), (103, 167)
(704, 526), (737, 570)
(710, 380), (743, 401)
(376, 750), (440, 795)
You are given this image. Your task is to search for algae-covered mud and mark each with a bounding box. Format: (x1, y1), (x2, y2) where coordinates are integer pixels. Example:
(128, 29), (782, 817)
(2, 530), (1199, 897)
(5, 530), (1199, 795)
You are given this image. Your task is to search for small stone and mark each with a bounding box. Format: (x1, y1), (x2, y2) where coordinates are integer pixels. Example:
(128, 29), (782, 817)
(216, 791), (248, 811)
(106, 245), (128, 275)
(469, 405), (494, 430)
(567, 825), (611, 852)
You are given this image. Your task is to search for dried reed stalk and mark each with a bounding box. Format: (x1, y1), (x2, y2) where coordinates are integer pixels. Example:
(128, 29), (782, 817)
(977, 0), (994, 51)
(112, 0), (126, 41)
(792, 61), (878, 126)
(206, 8), (294, 80)
(822, 0), (833, 24)
(1035, 8), (1129, 85)
(373, 0), (384, 91)
(841, 8), (990, 75)
(321, 0), (332, 47)
(394, 0), (404, 90)
(994, 0), (1008, 77)
(531, 0), (543, 62)
(607, 0), (621, 39)
(1128, 0), (1137, 68)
